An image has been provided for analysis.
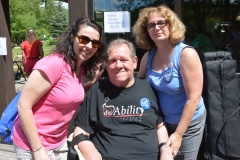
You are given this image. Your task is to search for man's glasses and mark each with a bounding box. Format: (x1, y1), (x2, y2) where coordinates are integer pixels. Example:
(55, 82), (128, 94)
(76, 35), (100, 48)
(147, 20), (168, 30)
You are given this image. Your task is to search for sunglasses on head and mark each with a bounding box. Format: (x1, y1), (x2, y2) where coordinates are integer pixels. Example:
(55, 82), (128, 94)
(75, 35), (100, 48)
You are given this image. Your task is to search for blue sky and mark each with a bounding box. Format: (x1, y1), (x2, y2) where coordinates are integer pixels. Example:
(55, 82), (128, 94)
(62, 2), (68, 9)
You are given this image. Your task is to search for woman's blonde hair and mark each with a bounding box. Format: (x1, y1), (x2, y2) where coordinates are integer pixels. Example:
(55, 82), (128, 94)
(26, 28), (37, 44)
(132, 5), (186, 50)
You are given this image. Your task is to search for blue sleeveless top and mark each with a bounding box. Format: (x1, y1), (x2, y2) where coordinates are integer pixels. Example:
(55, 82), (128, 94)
(146, 43), (205, 124)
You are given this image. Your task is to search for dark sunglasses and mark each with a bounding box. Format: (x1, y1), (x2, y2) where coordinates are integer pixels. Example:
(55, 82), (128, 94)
(76, 35), (100, 48)
(147, 20), (168, 30)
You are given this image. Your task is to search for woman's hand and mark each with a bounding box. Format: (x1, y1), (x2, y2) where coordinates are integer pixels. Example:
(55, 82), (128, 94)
(33, 146), (51, 160)
(83, 63), (105, 92)
(166, 132), (182, 157)
(92, 67), (104, 84)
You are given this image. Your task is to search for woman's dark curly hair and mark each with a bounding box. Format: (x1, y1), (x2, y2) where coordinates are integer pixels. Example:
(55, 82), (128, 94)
(53, 17), (105, 80)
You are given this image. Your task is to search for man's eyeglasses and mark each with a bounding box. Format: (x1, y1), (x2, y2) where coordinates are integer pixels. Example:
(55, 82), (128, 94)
(76, 35), (100, 48)
(147, 20), (168, 30)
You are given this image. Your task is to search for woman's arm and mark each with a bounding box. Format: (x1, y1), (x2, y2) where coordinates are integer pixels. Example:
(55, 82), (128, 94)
(83, 65), (104, 92)
(167, 48), (203, 156)
(74, 126), (102, 160)
(137, 51), (149, 78)
(39, 44), (44, 58)
(18, 69), (52, 159)
(21, 49), (26, 62)
(82, 81), (95, 93)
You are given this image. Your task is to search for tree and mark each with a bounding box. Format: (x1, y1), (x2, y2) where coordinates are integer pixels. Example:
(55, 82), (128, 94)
(9, 0), (68, 44)
(48, 1), (68, 38)
(9, 0), (40, 43)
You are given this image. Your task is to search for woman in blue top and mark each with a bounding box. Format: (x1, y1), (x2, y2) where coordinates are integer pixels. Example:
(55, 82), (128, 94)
(132, 5), (206, 159)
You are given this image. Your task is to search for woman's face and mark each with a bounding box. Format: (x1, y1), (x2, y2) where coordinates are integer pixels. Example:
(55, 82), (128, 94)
(73, 25), (100, 63)
(147, 12), (170, 43)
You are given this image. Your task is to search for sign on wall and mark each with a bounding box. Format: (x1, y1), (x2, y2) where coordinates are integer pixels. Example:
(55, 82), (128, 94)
(104, 11), (130, 33)
(0, 37), (7, 55)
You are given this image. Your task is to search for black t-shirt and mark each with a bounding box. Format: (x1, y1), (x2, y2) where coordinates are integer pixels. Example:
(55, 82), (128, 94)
(75, 78), (163, 160)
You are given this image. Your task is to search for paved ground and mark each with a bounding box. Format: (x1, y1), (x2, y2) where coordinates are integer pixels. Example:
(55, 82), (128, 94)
(0, 77), (27, 160)
(15, 77), (26, 93)
(0, 143), (16, 160)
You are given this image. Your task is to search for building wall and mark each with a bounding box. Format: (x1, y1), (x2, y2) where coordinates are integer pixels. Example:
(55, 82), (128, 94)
(0, 0), (16, 117)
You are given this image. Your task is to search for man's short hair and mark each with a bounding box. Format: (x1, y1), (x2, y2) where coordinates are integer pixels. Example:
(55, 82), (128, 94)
(106, 39), (136, 60)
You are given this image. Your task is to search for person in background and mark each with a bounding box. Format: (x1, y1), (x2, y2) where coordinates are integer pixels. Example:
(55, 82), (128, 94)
(20, 28), (44, 77)
(132, 5), (206, 159)
(73, 39), (173, 160)
(43, 35), (46, 41)
(13, 17), (105, 160)
(222, 23), (237, 59)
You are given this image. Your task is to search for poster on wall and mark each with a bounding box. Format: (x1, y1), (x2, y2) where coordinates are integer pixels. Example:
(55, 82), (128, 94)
(104, 11), (130, 33)
(0, 37), (7, 55)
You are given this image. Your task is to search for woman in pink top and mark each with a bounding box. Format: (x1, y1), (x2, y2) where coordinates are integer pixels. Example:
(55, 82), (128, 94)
(20, 28), (44, 76)
(13, 17), (106, 160)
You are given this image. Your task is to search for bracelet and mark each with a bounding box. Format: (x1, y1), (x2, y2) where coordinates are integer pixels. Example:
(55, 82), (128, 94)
(32, 145), (42, 152)
(158, 142), (166, 149)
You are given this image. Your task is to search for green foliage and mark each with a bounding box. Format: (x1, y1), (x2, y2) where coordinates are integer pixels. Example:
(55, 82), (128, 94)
(49, 2), (69, 38)
(10, 0), (36, 43)
(48, 39), (58, 45)
(9, 0), (68, 44)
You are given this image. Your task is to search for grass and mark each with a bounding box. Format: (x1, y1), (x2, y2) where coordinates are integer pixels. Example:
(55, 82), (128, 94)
(12, 40), (55, 60)
(42, 40), (56, 56)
